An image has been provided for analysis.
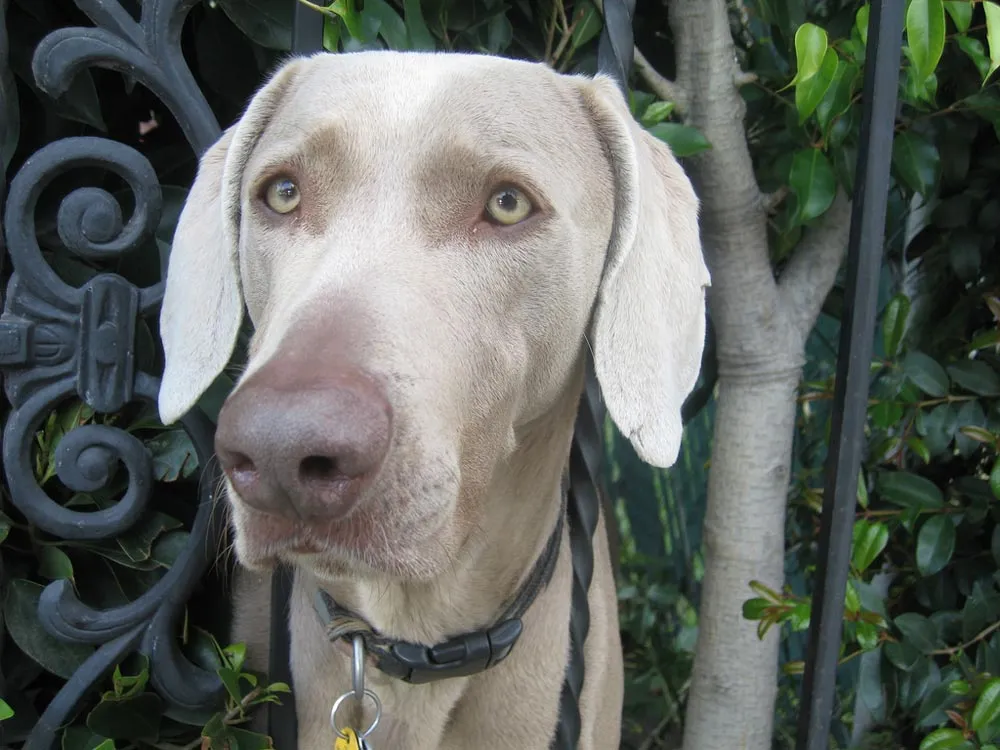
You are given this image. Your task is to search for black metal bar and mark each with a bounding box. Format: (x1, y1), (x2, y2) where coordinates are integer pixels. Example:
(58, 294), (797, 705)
(266, 565), (298, 750)
(292, 0), (325, 55)
(2, 2), (230, 747)
(794, 2), (905, 748)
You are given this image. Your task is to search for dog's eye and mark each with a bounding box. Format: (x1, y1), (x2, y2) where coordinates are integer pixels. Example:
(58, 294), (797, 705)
(485, 187), (532, 225)
(264, 178), (301, 214)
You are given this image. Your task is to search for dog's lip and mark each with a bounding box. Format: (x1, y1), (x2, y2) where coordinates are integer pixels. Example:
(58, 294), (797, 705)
(237, 501), (388, 557)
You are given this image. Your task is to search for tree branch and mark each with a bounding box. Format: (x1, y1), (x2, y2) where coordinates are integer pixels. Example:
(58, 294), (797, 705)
(763, 186), (789, 213)
(668, 0), (775, 319)
(777, 191), (853, 339)
(634, 47), (689, 112)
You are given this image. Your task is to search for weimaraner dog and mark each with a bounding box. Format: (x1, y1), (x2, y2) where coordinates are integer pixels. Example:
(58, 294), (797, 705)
(158, 50), (708, 749)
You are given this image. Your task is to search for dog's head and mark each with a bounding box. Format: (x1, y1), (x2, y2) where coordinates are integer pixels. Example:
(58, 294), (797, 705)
(158, 51), (709, 581)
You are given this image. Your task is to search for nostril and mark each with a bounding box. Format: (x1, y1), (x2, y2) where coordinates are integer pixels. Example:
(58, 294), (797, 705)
(299, 455), (348, 486)
(225, 453), (260, 489)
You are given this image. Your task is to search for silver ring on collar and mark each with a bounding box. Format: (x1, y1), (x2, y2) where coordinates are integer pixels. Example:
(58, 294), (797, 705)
(330, 687), (382, 740)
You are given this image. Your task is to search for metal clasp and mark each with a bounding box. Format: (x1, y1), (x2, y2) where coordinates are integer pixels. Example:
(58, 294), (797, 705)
(377, 618), (524, 684)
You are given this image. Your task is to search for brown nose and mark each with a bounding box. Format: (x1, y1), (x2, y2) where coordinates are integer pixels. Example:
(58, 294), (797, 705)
(214, 360), (392, 521)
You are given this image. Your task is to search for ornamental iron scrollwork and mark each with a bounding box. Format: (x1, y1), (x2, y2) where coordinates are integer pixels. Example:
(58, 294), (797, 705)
(0, 1), (228, 748)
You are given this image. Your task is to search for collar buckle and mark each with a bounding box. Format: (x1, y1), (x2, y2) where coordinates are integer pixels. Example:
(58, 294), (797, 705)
(375, 618), (523, 684)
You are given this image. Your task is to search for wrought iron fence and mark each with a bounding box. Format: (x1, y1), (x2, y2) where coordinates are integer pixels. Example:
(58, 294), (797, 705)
(0, 0), (905, 748)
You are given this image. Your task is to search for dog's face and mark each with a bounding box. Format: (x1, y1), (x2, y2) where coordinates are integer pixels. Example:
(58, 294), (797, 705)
(158, 52), (709, 582)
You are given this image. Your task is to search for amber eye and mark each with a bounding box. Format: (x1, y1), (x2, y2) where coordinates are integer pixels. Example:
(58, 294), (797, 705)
(485, 187), (532, 225)
(264, 178), (301, 214)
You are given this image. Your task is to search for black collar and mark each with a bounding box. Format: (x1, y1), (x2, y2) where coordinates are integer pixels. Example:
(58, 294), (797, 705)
(312, 486), (567, 685)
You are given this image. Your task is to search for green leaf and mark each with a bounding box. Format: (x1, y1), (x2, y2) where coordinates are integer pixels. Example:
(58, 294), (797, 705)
(216, 0), (293, 50)
(991, 458), (1000, 501)
(858, 645), (888, 719)
(916, 515), (957, 576)
(944, 1), (973, 32)
(146, 429), (198, 481)
(887, 638), (924, 671)
(853, 520), (890, 573)
(948, 359), (1000, 396)
(486, 13), (513, 55)
(882, 293), (911, 358)
(0, 511), (12, 545)
(795, 47), (838, 124)
(973, 678), (1000, 740)
(878, 470), (944, 510)
(787, 23), (829, 88)
(742, 597), (770, 620)
(38, 545), (75, 582)
(85, 693), (163, 742)
(957, 34), (992, 80)
(984, 1), (1000, 82)
(907, 436), (932, 464)
(3, 580), (94, 678)
(907, 0), (947, 81)
(788, 148), (836, 223)
(150, 530), (190, 568)
(962, 581), (1000, 641)
(920, 727), (974, 750)
(815, 60), (859, 138)
(856, 621), (880, 650)
(788, 601), (811, 631)
(322, 15), (342, 51)
(899, 657), (941, 711)
(62, 728), (113, 750)
(640, 100), (676, 128)
(228, 728), (275, 750)
(893, 130), (941, 196)
(856, 4), (870, 46)
(646, 123), (712, 157)
(845, 579), (862, 613)
(903, 351), (950, 396)
(921, 403), (958, 455)
(321, 0), (365, 40)
(919, 675), (964, 727)
(217, 666), (251, 706)
(365, 0), (408, 48)
(403, 0), (435, 50)
(83, 512), (184, 569)
(196, 372), (236, 424)
(569, 1), (602, 50)
(0, 699), (13, 721)
(896, 612), (940, 652)
(951, 680), (972, 696)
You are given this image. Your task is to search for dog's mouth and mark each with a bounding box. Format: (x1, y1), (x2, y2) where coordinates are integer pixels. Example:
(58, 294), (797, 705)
(228, 480), (461, 582)
(234, 500), (387, 560)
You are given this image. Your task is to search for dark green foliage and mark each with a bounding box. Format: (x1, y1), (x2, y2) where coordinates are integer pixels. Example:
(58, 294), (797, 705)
(739, 4), (1000, 747)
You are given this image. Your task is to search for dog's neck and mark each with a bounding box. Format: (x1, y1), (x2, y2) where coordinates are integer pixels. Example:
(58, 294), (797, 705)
(305, 373), (584, 647)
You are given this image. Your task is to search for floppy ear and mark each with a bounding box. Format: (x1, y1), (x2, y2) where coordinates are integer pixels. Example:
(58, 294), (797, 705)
(579, 75), (711, 469)
(158, 60), (305, 425)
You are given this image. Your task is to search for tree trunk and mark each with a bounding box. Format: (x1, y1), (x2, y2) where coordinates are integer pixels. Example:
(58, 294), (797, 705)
(638, 1), (855, 748)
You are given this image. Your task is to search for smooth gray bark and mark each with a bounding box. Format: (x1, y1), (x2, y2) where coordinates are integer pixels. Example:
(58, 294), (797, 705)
(634, 1), (854, 747)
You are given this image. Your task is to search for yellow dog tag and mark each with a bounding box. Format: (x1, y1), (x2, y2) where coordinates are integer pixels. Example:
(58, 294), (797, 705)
(333, 728), (362, 750)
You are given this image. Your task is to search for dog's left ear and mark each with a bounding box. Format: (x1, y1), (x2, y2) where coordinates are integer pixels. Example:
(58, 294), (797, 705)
(578, 75), (711, 469)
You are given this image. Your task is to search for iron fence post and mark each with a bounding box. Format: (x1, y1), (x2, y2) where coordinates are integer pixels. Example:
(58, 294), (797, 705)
(794, 2), (905, 748)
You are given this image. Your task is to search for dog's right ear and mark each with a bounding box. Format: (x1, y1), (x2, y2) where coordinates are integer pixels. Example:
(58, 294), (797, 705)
(158, 60), (304, 425)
